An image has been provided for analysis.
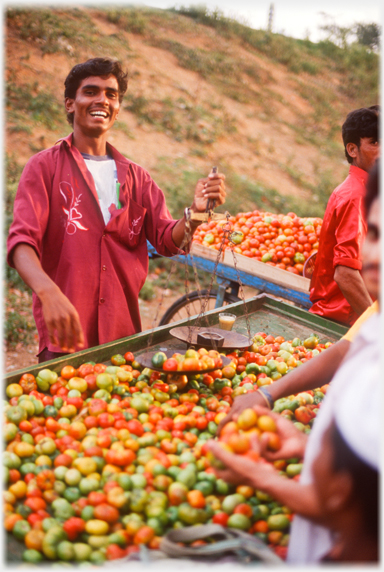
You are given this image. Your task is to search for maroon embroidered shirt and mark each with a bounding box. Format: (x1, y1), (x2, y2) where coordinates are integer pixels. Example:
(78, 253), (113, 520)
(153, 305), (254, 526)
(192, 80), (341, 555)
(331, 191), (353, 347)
(7, 133), (181, 353)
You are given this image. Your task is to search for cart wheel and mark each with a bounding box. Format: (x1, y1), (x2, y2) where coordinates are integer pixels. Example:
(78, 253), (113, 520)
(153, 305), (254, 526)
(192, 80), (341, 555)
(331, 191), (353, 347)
(159, 289), (240, 326)
(303, 252), (317, 279)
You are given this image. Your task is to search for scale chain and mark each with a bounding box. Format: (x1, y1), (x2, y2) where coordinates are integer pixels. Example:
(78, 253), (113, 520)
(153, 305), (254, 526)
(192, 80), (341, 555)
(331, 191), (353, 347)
(147, 228), (191, 348)
(229, 247), (252, 344)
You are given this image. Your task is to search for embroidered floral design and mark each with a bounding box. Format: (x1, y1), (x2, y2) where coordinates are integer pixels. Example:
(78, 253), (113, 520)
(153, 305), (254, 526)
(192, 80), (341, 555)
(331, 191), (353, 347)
(60, 182), (89, 235)
(128, 216), (142, 240)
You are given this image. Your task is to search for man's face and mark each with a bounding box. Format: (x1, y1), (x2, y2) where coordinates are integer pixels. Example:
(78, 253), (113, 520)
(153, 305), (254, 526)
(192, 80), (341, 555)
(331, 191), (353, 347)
(362, 197), (380, 301)
(353, 137), (379, 172)
(65, 75), (120, 137)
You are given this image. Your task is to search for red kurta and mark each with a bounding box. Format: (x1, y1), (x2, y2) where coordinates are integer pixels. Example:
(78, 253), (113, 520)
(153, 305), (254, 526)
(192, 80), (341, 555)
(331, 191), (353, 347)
(309, 165), (368, 326)
(7, 133), (181, 353)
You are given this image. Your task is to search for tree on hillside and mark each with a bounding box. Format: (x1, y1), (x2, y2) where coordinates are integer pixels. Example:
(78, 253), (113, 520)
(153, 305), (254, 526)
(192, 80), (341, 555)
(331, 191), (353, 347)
(319, 13), (381, 52)
(354, 23), (380, 51)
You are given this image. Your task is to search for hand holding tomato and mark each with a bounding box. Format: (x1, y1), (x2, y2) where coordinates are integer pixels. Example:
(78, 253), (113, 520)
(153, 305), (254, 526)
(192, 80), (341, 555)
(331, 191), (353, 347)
(216, 391), (268, 435)
(38, 282), (85, 353)
(252, 406), (307, 461)
(206, 438), (276, 489)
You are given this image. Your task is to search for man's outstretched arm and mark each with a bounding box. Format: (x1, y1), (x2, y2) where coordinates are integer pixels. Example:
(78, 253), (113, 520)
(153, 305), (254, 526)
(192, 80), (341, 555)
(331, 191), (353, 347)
(12, 243), (84, 353)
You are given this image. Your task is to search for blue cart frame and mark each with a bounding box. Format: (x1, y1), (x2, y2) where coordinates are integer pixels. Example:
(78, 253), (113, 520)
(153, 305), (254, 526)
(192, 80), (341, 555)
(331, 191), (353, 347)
(147, 242), (311, 311)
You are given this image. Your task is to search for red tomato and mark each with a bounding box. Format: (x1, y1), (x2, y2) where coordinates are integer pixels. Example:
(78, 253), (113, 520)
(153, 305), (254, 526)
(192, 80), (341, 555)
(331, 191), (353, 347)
(88, 491), (108, 506)
(213, 512), (229, 526)
(124, 352), (135, 363)
(94, 503), (120, 524)
(63, 517), (86, 541)
(126, 419), (144, 437)
(162, 358), (178, 372)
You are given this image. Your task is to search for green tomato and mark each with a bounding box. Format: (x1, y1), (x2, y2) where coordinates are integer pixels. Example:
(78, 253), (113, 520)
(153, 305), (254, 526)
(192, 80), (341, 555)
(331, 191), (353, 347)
(286, 463), (303, 477)
(230, 230), (244, 245)
(89, 551), (107, 565)
(72, 543), (92, 562)
(130, 396), (150, 413)
(23, 549), (44, 564)
(93, 389), (111, 402)
(130, 473), (147, 489)
(194, 480), (214, 496)
(3, 451), (21, 469)
(261, 252), (273, 263)
(30, 397), (44, 415)
(245, 363), (260, 375)
(267, 514), (291, 531)
(215, 478), (232, 495)
(64, 468), (82, 486)
(152, 351), (167, 368)
(79, 477), (100, 495)
(16, 504), (32, 519)
(227, 513), (251, 530)
(252, 504), (270, 520)
(96, 373), (114, 392)
(57, 540), (75, 561)
(129, 488), (148, 513)
(63, 486), (81, 503)
(81, 505), (95, 521)
(43, 405), (58, 418)
(177, 503), (209, 525)
(13, 519), (31, 540)
(6, 405), (27, 425)
(221, 493), (246, 514)
(54, 481), (66, 495)
(4, 423), (18, 442)
(54, 465), (69, 480)
(293, 252), (305, 263)
(51, 498), (75, 520)
(176, 469), (196, 489)
(203, 233), (215, 244)
(37, 368), (57, 386)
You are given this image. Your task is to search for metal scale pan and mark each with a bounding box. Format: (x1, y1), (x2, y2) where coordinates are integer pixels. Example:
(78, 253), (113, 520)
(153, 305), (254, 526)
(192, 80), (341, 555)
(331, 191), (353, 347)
(170, 326), (252, 351)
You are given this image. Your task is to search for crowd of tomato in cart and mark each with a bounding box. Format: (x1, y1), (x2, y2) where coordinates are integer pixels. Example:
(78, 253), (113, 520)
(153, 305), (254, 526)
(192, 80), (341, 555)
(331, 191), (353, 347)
(4, 331), (329, 564)
(192, 210), (322, 274)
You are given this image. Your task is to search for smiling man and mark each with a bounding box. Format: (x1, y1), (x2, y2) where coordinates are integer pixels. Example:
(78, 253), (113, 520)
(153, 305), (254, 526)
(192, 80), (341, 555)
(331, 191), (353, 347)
(309, 106), (379, 326)
(7, 58), (226, 362)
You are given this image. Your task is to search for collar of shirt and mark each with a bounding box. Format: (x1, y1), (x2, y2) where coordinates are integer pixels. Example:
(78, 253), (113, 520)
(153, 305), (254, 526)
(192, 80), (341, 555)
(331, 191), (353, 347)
(56, 133), (133, 185)
(349, 164), (369, 186)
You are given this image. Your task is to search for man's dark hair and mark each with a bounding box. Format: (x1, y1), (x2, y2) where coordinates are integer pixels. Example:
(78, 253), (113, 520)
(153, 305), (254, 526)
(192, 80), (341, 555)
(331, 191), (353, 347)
(332, 422), (378, 542)
(64, 58), (128, 125)
(342, 106), (379, 164)
(365, 160), (379, 216)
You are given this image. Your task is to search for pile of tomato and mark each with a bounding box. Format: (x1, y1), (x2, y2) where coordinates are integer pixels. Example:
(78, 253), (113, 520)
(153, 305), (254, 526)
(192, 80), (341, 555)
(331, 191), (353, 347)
(3, 334), (330, 565)
(152, 348), (223, 373)
(192, 210), (322, 275)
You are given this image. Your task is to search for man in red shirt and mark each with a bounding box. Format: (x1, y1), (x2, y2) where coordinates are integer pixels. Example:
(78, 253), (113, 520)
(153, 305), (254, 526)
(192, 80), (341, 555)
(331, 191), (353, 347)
(7, 58), (226, 361)
(309, 106), (379, 325)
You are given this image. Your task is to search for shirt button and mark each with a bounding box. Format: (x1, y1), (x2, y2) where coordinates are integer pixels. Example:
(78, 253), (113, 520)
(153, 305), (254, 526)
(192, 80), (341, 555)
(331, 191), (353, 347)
(100, 298), (105, 304)
(102, 266), (107, 271)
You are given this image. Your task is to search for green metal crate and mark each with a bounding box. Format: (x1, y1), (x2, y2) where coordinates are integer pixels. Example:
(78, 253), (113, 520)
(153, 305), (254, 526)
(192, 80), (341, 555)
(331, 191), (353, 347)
(5, 294), (347, 386)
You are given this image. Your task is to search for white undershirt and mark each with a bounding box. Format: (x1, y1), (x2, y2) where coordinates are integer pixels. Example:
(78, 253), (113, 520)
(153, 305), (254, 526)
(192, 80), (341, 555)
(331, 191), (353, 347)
(82, 154), (119, 225)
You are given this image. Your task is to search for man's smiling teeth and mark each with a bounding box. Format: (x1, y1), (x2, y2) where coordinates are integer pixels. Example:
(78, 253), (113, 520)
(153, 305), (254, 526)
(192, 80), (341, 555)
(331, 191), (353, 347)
(90, 111), (108, 117)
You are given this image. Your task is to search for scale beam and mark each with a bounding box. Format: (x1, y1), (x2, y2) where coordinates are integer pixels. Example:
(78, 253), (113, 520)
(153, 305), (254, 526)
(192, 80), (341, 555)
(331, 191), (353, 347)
(189, 212), (228, 222)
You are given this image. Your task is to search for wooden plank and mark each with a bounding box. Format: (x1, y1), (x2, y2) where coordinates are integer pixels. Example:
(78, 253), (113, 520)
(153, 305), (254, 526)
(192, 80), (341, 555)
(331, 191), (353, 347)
(190, 243), (310, 293)
(222, 249), (310, 293)
(190, 242), (225, 263)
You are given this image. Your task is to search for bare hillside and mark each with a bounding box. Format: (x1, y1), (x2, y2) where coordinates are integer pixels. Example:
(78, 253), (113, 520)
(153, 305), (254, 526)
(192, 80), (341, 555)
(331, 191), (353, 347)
(6, 6), (379, 217)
